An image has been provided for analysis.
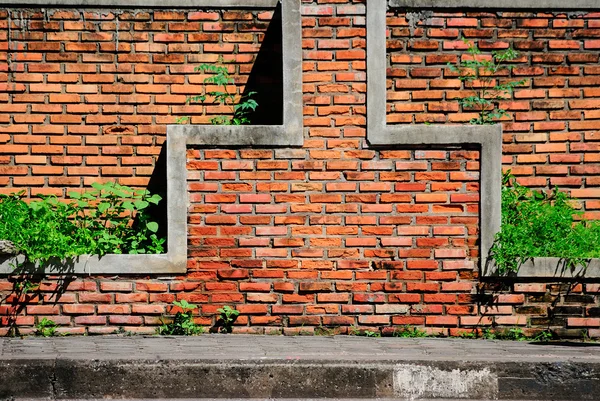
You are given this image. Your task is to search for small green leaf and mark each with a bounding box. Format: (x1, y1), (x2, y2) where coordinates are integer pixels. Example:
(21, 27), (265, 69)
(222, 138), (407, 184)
(147, 222), (159, 233)
(122, 201), (135, 211)
(147, 194), (162, 205)
(98, 202), (111, 214)
(134, 200), (149, 210)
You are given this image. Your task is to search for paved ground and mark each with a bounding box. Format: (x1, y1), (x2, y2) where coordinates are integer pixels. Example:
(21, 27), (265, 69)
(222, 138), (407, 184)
(1, 335), (599, 400)
(3, 335), (600, 362)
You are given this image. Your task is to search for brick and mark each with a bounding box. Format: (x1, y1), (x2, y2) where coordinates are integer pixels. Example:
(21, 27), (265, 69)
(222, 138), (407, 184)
(62, 305), (95, 315)
(568, 318), (600, 328)
(514, 284), (546, 293)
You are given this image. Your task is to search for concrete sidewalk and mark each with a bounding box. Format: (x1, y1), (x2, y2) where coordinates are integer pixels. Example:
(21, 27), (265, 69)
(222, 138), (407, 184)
(1, 335), (599, 400)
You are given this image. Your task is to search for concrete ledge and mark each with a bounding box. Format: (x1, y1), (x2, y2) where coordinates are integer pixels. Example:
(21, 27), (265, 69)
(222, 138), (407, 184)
(485, 257), (600, 279)
(1, 336), (600, 400)
(389, 0), (599, 9)
(366, 2), (502, 268)
(4, 0), (279, 7)
(170, 125), (303, 148)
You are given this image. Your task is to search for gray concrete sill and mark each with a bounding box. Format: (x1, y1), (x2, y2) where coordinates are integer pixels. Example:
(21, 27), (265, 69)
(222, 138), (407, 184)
(172, 124), (303, 148)
(483, 257), (600, 279)
(0, 252), (186, 275)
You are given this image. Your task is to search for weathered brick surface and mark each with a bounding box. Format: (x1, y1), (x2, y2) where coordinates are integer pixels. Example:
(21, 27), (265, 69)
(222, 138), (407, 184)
(184, 147), (479, 335)
(1, 3), (600, 337)
(0, 8), (272, 196)
(387, 11), (600, 219)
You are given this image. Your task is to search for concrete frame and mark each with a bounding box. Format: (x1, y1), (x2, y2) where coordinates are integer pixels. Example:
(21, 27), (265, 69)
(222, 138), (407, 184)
(375, 2), (600, 279)
(366, 2), (503, 277)
(0, 0), (302, 275)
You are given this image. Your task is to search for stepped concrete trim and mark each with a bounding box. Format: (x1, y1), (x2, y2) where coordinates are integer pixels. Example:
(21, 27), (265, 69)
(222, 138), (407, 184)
(0, 0), (303, 275)
(368, 2), (600, 279)
(366, 1), (502, 275)
(1, 336), (600, 400)
(389, 0), (600, 9)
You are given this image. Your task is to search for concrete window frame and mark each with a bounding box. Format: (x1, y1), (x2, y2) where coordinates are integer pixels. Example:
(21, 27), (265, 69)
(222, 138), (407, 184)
(372, 1), (600, 279)
(0, 0), (303, 275)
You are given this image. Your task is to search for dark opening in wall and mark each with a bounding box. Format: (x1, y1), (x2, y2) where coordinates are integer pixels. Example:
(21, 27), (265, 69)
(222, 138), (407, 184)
(242, 2), (283, 125)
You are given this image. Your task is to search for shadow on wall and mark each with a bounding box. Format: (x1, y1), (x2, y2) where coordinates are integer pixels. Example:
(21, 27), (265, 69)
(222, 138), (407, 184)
(144, 145), (168, 251)
(242, 2), (283, 125)
(143, 4), (284, 248)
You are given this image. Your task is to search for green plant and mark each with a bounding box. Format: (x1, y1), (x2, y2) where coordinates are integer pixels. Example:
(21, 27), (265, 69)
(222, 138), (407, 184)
(448, 39), (526, 125)
(502, 327), (527, 341)
(482, 328), (497, 340)
(348, 326), (381, 337)
(490, 172), (600, 274)
(459, 331), (478, 339)
(581, 330), (596, 343)
(483, 327), (527, 341)
(315, 326), (337, 336)
(216, 305), (239, 334)
(69, 182), (164, 256)
(14, 278), (39, 295)
(0, 182), (164, 268)
(35, 317), (58, 337)
(393, 325), (428, 338)
(177, 58), (258, 126)
(158, 300), (204, 336)
(532, 330), (553, 342)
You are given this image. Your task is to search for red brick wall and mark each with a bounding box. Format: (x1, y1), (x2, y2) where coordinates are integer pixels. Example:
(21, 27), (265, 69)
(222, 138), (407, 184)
(0, 8), (272, 197)
(1, 3), (600, 338)
(185, 147), (480, 335)
(387, 10), (600, 218)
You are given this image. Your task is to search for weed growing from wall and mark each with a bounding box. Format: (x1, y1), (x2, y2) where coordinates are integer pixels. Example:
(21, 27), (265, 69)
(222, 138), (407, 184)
(35, 318), (58, 337)
(216, 305), (239, 333)
(393, 325), (428, 338)
(177, 58), (258, 125)
(448, 40), (526, 125)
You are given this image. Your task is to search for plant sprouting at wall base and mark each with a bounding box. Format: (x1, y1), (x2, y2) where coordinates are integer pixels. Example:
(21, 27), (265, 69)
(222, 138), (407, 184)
(448, 39), (527, 125)
(216, 305), (239, 333)
(393, 325), (428, 338)
(158, 300), (204, 336)
(35, 317), (58, 337)
(177, 58), (258, 126)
